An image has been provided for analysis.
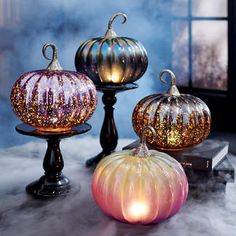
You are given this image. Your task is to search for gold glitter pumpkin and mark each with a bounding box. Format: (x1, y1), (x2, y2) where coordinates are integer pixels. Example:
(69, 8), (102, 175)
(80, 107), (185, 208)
(132, 69), (211, 150)
(10, 43), (97, 132)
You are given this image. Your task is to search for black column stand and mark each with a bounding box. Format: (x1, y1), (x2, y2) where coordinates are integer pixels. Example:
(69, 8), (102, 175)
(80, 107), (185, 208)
(100, 90), (118, 154)
(86, 83), (138, 167)
(16, 123), (91, 198)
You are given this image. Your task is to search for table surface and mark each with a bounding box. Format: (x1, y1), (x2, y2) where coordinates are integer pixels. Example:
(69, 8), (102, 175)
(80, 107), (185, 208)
(0, 136), (235, 236)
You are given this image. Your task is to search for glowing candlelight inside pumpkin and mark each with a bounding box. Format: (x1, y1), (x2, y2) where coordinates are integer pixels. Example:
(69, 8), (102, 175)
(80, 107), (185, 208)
(132, 69), (211, 151)
(92, 126), (188, 224)
(10, 43), (97, 132)
(128, 202), (149, 220)
(167, 130), (181, 146)
(75, 12), (148, 85)
(110, 70), (121, 83)
(103, 66), (123, 83)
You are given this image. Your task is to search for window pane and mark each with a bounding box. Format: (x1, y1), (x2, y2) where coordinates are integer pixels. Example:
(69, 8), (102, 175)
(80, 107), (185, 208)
(192, 21), (228, 90)
(192, 0), (227, 17)
(171, 0), (188, 17)
(172, 21), (189, 86)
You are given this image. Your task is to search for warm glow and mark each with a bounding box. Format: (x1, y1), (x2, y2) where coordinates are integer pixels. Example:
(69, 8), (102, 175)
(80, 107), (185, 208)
(11, 69), (97, 133)
(92, 149), (188, 224)
(103, 66), (123, 83)
(110, 67), (123, 83)
(128, 202), (149, 220)
(167, 130), (181, 146)
(110, 72), (121, 83)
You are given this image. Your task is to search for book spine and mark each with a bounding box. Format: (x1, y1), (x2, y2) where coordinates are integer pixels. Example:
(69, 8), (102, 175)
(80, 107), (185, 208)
(173, 157), (213, 171)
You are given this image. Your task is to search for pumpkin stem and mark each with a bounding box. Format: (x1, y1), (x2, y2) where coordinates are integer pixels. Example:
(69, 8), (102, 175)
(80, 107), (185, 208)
(42, 43), (62, 71)
(104, 12), (127, 39)
(108, 12), (127, 29)
(159, 69), (180, 96)
(133, 126), (156, 157)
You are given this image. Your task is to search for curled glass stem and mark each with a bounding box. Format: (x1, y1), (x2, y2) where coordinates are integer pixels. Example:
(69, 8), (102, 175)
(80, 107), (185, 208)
(141, 126), (156, 146)
(108, 12), (127, 29)
(42, 43), (62, 71)
(159, 69), (176, 86)
(133, 125), (156, 157)
(159, 69), (180, 96)
(104, 12), (128, 39)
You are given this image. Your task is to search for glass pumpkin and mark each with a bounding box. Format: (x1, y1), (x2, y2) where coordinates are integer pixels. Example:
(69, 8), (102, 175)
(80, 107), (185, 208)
(92, 126), (188, 224)
(10, 43), (97, 132)
(75, 12), (148, 85)
(132, 69), (211, 150)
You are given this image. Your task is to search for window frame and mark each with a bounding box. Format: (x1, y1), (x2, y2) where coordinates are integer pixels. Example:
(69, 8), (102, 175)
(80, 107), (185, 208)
(172, 0), (235, 131)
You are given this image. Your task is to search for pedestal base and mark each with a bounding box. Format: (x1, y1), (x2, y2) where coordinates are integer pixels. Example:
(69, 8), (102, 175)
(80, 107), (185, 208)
(16, 123), (91, 198)
(26, 175), (70, 198)
(85, 151), (108, 168)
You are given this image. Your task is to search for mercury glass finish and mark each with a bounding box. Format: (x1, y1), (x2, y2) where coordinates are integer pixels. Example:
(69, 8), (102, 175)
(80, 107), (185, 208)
(132, 69), (211, 150)
(75, 12), (148, 85)
(10, 43), (97, 132)
(92, 126), (188, 224)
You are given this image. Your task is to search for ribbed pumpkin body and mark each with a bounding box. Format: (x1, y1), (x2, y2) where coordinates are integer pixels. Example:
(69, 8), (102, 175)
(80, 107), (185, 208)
(75, 37), (148, 84)
(92, 150), (188, 224)
(11, 70), (97, 132)
(132, 94), (211, 150)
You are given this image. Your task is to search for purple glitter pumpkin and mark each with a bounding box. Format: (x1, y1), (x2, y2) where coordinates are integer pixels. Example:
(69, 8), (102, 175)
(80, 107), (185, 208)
(10, 43), (97, 132)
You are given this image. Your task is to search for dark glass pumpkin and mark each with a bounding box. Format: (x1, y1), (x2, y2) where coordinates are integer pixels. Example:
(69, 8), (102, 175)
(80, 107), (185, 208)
(11, 43), (97, 132)
(75, 12), (148, 85)
(132, 69), (211, 150)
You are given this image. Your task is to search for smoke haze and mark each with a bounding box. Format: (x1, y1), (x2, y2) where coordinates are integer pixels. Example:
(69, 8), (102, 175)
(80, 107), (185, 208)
(0, 137), (235, 236)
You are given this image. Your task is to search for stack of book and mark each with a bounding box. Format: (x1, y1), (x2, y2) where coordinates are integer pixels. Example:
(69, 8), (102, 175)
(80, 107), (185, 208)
(123, 139), (235, 190)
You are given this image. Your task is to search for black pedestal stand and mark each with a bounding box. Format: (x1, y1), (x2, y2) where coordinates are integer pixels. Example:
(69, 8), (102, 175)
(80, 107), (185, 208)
(86, 83), (138, 167)
(16, 123), (91, 198)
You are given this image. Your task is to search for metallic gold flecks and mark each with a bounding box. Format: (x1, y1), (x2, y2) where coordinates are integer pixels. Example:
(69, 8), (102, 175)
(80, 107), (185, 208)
(11, 70), (97, 132)
(132, 94), (211, 150)
(10, 43), (97, 132)
(132, 69), (211, 151)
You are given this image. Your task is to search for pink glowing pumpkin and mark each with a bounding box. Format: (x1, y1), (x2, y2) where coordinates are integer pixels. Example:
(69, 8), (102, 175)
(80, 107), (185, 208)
(92, 126), (188, 224)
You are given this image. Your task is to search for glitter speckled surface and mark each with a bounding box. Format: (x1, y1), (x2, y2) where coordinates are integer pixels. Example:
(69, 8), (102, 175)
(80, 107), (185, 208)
(132, 94), (211, 150)
(10, 70), (97, 132)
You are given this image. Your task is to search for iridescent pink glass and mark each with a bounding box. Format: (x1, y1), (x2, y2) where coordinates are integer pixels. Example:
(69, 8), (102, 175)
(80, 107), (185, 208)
(92, 126), (188, 224)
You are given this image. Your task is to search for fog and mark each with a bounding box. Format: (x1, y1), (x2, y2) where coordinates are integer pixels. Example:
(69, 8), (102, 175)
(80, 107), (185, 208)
(0, 1), (234, 235)
(0, 137), (235, 236)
